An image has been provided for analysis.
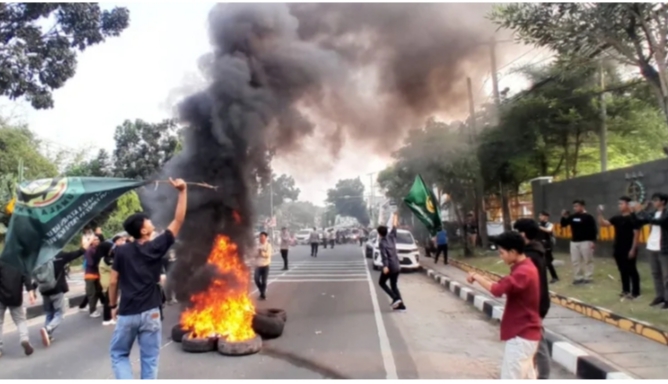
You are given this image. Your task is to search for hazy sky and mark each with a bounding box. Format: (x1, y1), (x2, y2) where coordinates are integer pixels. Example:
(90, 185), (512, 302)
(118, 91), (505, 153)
(0, 2), (550, 205)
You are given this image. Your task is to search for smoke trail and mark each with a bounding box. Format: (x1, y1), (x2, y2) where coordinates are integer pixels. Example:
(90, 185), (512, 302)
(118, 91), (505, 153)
(142, 3), (511, 301)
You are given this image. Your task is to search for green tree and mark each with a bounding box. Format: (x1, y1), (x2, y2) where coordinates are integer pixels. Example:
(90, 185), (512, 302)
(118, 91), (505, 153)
(0, 124), (58, 179)
(277, 201), (318, 230)
(254, 173), (300, 219)
(113, 119), (180, 180)
(65, 148), (113, 177)
(490, 3), (668, 125)
(0, 3), (130, 109)
(104, 191), (142, 236)
(326, 178), (369, 226)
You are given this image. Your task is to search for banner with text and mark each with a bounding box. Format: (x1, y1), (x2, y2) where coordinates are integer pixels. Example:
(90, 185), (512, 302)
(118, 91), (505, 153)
(0, 177), (146, 275)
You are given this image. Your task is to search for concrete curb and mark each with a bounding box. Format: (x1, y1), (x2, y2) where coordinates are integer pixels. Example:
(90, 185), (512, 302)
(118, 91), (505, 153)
(420, 267), (634, 380)
(25, 294), (87, 320)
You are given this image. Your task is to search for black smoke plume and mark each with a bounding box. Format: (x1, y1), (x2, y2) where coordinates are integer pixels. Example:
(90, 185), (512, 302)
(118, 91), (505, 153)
(142, 3), (509, 302)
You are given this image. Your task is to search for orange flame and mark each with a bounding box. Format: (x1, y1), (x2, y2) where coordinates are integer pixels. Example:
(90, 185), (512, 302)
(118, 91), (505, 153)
(180, 235), (256, 342)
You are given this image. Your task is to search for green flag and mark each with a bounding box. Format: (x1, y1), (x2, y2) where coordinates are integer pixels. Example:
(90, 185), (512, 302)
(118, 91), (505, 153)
(0, 177), (147, 275)
(403, 175), (442, 235)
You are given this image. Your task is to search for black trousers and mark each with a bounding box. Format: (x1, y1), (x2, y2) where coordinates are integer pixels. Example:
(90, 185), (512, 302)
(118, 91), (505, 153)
(614, 249), (640, 296)
(101, 291), (112, 322)
(434, 244), (448, 264)
(254, 266), (269, 296)
(378, 271), (402, 303)
(545, 249), (559, 280)
(311, 242), (319, 256)
(280, 249), (288, 268)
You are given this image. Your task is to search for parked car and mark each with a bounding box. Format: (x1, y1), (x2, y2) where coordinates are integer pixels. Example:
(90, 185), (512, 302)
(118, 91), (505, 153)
(363, 230), (378, 259)
(369, 229), (420, 271)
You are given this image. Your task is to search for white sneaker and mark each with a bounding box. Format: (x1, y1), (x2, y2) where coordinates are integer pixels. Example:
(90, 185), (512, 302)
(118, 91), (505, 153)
(79, 307), (88, 313)
(102, 320), (116, 326)
(90, 311), (101, 318)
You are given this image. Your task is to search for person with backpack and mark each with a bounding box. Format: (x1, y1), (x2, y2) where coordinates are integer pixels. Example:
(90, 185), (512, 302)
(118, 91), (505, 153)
(37, 236), (92, 347)
(0, 261), (36, 357)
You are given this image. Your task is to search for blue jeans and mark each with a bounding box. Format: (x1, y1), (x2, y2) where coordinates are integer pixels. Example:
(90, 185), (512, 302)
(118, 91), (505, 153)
(43, 293), (65, 334)
(110, 307), (162, 379)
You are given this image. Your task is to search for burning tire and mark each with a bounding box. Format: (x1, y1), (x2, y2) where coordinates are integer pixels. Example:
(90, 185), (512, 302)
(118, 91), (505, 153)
(256, 308), (287, 322)
(252, 313), (285, 339)
(181, 332), (218, 353)
(171, 324), (190, 343)
(217, 334), (262, 356)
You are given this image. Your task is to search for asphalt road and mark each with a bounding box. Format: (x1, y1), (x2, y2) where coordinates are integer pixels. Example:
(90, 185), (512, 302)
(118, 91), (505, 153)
(0, 244), (575, 379)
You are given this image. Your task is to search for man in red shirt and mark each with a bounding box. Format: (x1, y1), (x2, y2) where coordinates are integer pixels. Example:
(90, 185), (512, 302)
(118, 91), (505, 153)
(467, 231), (542, 379)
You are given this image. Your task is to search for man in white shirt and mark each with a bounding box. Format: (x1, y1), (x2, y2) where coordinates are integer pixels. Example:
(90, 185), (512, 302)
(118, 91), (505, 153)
(255, 232), (273, 300)
(633, 193), (668, 309)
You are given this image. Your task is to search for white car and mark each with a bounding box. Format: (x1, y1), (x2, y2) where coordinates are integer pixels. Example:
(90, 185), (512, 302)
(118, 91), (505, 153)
(370, 229), (420, 271)
(363, 230), (378, 259)
(295, 229), (312, 245)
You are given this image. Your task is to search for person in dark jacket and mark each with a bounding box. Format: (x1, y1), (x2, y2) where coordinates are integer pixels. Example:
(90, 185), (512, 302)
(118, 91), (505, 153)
(0, 261), (36, 357)
(39, 236), (91, 347)
(378, 212), (406, 311)
(83, 234), (104, 317)
(513, 218), (551, 379)
(633, 192), (668, 309)
(560, 200), (598, 284)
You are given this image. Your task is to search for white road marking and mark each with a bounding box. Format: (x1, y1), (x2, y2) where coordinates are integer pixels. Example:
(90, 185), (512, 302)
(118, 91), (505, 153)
(270, 279), (368, 283)
(363, 252), (398, 379)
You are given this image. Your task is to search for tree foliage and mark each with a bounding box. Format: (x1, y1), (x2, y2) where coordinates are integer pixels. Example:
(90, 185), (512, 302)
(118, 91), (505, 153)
(277, 201), (318, 230)
(113, 119), (180, 180)
(490, 3), (668, 125)
(0, 3), (130, 109)
(254, 173), (300, 218)
(65, 148), (113, 177)
(104, 191), (142, 236)
(326, 178), (369, 226)
(0, 123), (58, 179)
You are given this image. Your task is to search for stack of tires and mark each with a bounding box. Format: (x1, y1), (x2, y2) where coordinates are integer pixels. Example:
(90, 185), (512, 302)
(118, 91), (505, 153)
(173, 308), (287, 354)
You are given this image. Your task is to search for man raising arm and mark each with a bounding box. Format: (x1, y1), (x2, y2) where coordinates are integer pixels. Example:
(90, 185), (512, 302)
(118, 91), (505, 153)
(108, 178), (187, 380)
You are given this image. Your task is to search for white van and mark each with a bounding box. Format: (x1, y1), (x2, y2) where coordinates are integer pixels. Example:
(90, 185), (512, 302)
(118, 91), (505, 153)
(370, 229), (420, 271)
(295, 229), (312, 245)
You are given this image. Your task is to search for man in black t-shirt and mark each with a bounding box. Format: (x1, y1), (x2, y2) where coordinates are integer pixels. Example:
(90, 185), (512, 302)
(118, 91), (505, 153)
(597, 196), (641, 299)
(108, 178), (187, 380)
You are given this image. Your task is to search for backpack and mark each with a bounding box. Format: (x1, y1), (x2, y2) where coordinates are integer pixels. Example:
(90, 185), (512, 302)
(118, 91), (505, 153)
(34, 259), (58, 292)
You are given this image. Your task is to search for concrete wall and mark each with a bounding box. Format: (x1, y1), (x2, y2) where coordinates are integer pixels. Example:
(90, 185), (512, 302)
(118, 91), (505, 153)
(531, 158), (668, 256)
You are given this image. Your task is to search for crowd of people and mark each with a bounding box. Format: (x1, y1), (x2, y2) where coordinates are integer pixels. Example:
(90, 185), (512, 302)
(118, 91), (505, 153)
(459, 192), (668, 379)
(0, 178), (186, 380)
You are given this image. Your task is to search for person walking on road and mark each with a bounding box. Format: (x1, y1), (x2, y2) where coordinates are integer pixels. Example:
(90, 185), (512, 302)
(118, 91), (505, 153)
(255, 232), (273, 300)
(632, 192), (668, 309)
(513, 219), (551, 379)
(309, 227), (319, 257)
(279, 227), (290, 270)
(598, 197), (641, 300)
(538, 211), (559, 283)
(0, 261), (36, 358)
(378, 212), (406, 311)
(467, 231), (542, 380)
(560, 200), (598, 285)
(108, 178), (187, 380)
(329, 230), (336, 249)
(433, 228), (448, 264)
(97, 241), (116, 326)
(83, 234), (104, 318)
(37, 236), (92, 347)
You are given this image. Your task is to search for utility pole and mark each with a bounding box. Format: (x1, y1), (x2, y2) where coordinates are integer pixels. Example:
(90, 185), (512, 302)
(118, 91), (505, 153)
(489, 36), (501, 106)
(18, 158), (24, 183)
(269, 178), (274, 239)
(599, 60), (608, 172)
(368, 172), (375, 225)
(467, 77), (488, 251)
(489, 35), (512, 231)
